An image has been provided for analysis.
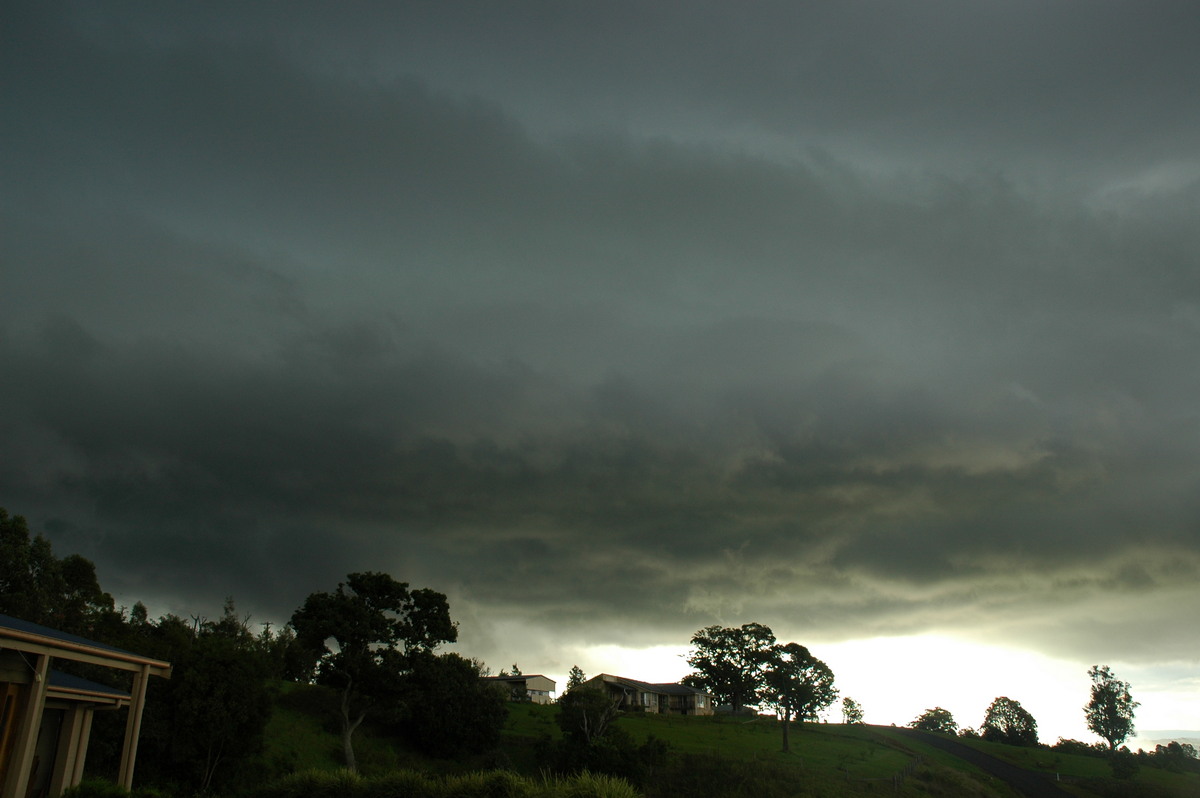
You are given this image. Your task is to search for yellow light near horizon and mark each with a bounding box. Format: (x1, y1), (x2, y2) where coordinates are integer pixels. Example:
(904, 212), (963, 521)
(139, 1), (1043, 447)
(569, 636), (1088, 740)
(549, 634), (1195, 749)
(818, 636), (1086, 740)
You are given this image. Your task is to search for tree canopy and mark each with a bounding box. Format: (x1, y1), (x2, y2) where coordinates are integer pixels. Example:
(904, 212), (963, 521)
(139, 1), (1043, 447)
(682, 622), (777, 713)
(0, 508), (119, 637)
(909, 706), (958, 735)
(153, 602), (273, 791)
(557, 684), (622, 747)
(761, 642), (837, 753)
(397, 651), (508, 757)
(981, 696), (1038, 746)
(291, 571), (457, 771)
(841, 697), (864, 725)
(1084, 665), (1138, 750)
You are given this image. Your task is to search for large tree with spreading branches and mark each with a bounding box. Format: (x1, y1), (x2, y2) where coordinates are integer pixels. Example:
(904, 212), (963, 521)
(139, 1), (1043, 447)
(761, 642), (837, 753)
(291, 571), (457, 771)
(682, 622), (777, 713)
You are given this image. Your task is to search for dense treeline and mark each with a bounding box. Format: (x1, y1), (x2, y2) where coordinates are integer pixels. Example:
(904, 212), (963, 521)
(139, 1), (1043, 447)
(4, 506), (1198, 798)
(0, 509), (507, 793)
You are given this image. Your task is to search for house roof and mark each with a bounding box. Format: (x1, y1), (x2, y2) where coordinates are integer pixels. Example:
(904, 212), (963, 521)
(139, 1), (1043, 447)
(595, 674), (712, 697)
(0, 613), (171, 676)
(48, 669), (132, 702)
(482, 674), (555, 684)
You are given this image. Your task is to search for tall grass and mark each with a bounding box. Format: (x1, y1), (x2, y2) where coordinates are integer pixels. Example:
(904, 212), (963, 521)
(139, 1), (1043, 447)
(249, 768), (640, 798)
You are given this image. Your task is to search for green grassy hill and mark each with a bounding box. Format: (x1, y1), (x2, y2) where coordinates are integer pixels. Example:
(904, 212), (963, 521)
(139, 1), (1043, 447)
(258, 688), (1200, 798)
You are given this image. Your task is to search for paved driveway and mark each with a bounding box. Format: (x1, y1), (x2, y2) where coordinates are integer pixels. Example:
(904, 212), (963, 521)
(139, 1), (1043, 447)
(891, 728), (1073, 798)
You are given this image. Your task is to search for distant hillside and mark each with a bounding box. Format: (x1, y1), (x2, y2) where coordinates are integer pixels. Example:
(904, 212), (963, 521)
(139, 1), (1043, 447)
(1135, 731), (1200, 750)
(258, 688), (1200, 798)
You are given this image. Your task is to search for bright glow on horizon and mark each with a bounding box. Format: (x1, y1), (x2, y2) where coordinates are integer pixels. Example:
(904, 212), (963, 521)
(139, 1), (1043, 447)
(543, 635), (1197, 749)
(818, 636), (1086, 740)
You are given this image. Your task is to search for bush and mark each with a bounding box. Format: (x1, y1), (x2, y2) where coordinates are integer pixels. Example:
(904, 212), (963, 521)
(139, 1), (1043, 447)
(62, 781), (169, 798)
(1052, 738), (1106, 757)
(250, 769), (641, 798)
(641, 754), (799, 798)
(1109, 748), (1139, 780)
(254, 768), (362, 798)
(549, 729), (668, 787)
(445, 770), (535, 798)
(554, 771), (641, 798)
(361, 770), (441, 798)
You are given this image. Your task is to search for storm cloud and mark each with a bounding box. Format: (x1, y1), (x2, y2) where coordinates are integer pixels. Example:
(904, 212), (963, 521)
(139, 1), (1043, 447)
(3, 1), (1199, 696)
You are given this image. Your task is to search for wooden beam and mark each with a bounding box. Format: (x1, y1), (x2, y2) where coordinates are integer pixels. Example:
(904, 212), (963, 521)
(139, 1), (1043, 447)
(117, 664), (151, 790)
(2, 652), (49, 798)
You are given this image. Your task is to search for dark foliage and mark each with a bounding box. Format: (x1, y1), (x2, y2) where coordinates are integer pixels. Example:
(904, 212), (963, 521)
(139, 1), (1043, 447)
(1052, 737), (1107, 757)
(641, 753), (805, 798)
(134, 602), (274, 792)
(395, 651), (508, 757)
(910, 707), (958, 735)
(550, 727), (670, 788)
(683, 623), (776, 713)
(0, 508), (120, 637)
(980, 696), (1038, 747)
(291, 571), (457, 771)
(556, 685), (622, 746)
(761, 642), (837, 752)
(1085, 665), (1138, 750)
(1108, 747), (1139, 780)
(1143, 741), (1200, 773)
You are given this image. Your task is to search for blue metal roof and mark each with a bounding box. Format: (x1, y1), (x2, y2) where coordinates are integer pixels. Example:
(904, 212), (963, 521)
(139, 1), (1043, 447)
(0, 613), (143, 659)
(48, 669), (131, 700)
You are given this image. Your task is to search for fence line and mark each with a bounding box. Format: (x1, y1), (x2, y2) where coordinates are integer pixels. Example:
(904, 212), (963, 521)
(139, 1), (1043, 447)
(849, 754), (922, 794)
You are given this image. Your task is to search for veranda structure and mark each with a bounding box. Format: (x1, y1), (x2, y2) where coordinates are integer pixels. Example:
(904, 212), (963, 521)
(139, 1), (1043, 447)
(0, 614), (171, 798)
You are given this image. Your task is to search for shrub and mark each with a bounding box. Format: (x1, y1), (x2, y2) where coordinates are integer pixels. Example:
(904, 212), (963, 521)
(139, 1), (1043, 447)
(546, 771), (640, 798)
(254, 768), (362, 798)
(251, 768), (639, 798)
(362, 769), (441, 798)
(62, 780), (169, 798)
(444, 770), (534, 798)
(1109, 748), (1139, 780)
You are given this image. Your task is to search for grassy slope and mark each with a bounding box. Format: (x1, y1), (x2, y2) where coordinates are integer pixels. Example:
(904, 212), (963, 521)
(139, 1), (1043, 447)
(260, 688), (1199, 798)
(941, 735), (1200, 798)
(502, 704), (1016, 797)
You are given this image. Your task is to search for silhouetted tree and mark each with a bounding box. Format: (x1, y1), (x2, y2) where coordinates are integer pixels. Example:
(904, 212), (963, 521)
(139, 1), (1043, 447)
(683, 622), (776, 713)
(129, 601), (272, 792)
(0, 508), (118, 636)
(567, 665), (587, 692)
(398, 652), (508, 757)
(981, 696), (1038, 746)
(291, 572), (457, 771)
(1085, 665), (1138, 750)
(558, 684), (622, 746)
(910, 707), (958, 735)
(168, 622), (271, 790)
(761, 642), (837, 753)
(1110, 747), (1139, 779)
(1148, 741), (1200, 774)
(841, 697), (864, 725)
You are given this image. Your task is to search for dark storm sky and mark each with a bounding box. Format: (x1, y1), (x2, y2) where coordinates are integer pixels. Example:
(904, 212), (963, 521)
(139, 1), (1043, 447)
(3, 1), (1199, 684)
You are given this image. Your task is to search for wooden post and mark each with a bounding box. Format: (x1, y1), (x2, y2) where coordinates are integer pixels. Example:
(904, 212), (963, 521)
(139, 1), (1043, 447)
(2, 652), (50, 798)
(117, 664), (151, 790)
(70, 709), (94, 790)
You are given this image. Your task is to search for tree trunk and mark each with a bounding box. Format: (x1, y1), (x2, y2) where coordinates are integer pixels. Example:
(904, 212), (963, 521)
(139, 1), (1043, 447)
(200, 741), (223, 792)
(781, 709), (791, 753)
(340, 680), (365, 772)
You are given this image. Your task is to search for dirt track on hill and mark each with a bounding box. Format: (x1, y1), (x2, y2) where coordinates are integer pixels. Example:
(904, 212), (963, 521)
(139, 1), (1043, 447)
(891, 728), (1073, 798)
